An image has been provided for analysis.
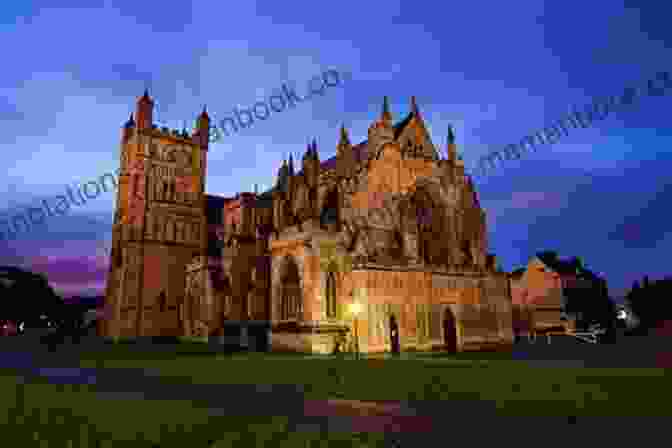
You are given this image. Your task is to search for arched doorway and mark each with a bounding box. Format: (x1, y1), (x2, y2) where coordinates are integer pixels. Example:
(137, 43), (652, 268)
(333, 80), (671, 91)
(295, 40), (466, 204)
(389, 315), (400, 354)
(443, 308), (458, 353)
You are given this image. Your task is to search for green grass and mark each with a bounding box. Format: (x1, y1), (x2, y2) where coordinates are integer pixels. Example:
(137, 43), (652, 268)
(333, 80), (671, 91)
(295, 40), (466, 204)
(0, 374), (388, 447)
(76, 350), (672, 416)
(3, 346), (671, 446)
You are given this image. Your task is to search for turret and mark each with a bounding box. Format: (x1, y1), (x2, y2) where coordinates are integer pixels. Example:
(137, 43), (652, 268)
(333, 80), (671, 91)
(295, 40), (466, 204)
(122, 113), (135, 142)
(302, 139), (320, 188)
(336, 124), (355, 178)
(193, 106), (210, 150)
(337, 124), (351, 155)
(367, 96), (395, 150)
(135, 89), (154, 130)
(276, 159), (290, 194)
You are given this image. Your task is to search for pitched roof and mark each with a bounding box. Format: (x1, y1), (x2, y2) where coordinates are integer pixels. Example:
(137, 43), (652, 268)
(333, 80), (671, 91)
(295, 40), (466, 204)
(241, 110), (419, 197)
(535, 252), (578, 275)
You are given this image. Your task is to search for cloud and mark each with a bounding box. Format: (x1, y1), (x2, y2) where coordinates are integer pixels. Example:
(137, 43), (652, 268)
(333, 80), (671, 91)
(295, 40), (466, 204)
(607, 182), (672, 249)
(484, 191), (564, 225)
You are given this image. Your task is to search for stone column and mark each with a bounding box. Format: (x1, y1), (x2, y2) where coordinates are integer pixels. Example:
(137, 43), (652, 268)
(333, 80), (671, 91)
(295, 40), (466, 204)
(294, 247), (309, 323)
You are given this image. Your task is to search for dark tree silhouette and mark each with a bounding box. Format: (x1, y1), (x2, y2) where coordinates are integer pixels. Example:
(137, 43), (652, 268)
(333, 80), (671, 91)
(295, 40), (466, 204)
(0, 266), (63, 326)
(626, 276), (672, 333)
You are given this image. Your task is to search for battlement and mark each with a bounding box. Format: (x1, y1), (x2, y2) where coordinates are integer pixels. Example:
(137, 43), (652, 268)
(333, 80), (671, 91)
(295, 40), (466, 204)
(149, 124), (197, 144)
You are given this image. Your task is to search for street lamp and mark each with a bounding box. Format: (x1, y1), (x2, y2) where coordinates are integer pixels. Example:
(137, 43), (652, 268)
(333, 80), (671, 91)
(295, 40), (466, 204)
(348, 300), (362, 359)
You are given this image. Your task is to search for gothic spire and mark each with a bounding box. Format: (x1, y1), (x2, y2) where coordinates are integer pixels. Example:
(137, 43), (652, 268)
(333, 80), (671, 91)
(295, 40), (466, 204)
(139, 88), (153, 103)
(411, 96), (420, 116)
(303, 141), (312, 161)
(382, 96), (392, 122)
(446, 124), (457, 161)
(339, 124), (350, 145)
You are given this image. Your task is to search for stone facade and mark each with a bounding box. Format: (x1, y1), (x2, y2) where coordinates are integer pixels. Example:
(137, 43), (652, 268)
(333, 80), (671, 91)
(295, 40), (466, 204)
(100, 91), (209, 338)
(101, 93), (514, 353)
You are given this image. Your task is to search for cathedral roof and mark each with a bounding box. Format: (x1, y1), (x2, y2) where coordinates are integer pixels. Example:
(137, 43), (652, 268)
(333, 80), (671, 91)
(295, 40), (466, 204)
(300, 111), (415, 175)
(254, 111), (416, 195)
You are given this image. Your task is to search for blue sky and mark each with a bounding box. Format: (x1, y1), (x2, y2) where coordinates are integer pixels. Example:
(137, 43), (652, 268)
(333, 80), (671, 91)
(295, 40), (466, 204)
(0, 1), (670, 299)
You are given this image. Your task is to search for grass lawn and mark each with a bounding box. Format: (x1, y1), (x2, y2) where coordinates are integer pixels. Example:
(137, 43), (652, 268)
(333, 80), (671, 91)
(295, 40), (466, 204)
(0, 373), (388, 447)
(75, 347), (672, 417)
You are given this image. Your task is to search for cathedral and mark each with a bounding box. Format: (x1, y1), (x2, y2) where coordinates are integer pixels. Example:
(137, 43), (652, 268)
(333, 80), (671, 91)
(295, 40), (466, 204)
(100, 91), (515, 354)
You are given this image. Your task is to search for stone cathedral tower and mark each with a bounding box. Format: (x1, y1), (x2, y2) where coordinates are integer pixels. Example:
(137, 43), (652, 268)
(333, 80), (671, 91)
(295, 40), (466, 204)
(100, 91), (209, 337)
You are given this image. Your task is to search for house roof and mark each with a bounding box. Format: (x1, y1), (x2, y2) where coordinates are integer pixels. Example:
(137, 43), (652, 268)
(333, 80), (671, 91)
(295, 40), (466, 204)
(535, 252), (579, 275)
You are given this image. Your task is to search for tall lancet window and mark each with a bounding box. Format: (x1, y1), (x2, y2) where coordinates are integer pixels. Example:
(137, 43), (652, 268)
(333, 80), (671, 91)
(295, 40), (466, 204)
(415, 190), (434, 264)
(158, 291), (167, 312)
(280, 257), (301, 320)
(326, 270), (337, 319)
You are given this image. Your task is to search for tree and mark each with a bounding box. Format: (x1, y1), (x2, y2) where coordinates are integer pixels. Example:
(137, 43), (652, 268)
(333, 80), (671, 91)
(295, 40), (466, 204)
(564, 269), (616, 332)
(0, 266), (63, 325)
(626, 277), (672, 333)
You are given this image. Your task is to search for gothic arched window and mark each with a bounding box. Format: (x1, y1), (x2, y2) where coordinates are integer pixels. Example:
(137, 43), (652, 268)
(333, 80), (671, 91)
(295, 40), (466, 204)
(320, 188), (340, 229)
(280, 257), (301, 320)
(158, 291), (167, 312)
(413, 189), (436, 264)
(326, 270), (337, 319)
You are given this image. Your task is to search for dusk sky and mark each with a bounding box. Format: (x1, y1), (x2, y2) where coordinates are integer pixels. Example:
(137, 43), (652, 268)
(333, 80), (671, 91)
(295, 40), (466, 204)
(0, 1), (670, 300)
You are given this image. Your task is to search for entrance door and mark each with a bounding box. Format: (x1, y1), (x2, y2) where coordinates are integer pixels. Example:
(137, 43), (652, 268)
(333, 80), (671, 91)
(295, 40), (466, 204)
(389, 315), (400, 354)
(443, 308), (457, 353)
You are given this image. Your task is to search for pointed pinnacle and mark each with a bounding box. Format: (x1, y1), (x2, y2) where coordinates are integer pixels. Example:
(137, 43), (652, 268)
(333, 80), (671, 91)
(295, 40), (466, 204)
(340, 124), (350, 144)
(411, 96), (420, 115)
(382, 96), (392, 121)
(139, 89), (153, 103)
(124, 113), (135, 128)
(200, 105), (209, 119)
(447, 125), (455, 144)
